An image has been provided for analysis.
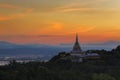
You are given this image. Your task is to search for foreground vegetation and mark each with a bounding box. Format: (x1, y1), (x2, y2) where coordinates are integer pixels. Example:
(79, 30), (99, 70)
(0, 45), (120, 80)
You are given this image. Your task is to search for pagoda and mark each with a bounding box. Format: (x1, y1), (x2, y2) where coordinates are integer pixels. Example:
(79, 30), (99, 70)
(51, 33), (100, 63)
(70, 33), (84, 62)
(71, 34), (83, 54)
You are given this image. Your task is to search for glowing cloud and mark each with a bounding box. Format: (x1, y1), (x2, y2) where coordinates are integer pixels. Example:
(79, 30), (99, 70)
(0, 4), (18, 9)
(0, 8), (33, 21)
(0, 0), (120, 44)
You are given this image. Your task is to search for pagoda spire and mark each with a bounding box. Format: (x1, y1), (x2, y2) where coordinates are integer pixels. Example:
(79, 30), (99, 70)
(71, 33), (82, 54)
(76, 33), (78, 43)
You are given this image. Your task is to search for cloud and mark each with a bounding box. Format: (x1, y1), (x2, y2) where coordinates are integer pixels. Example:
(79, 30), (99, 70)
(0, 35), (65, 38)
(53, 0), (112, 13)
(107, 27), (120, 33)
(0, 0), (102, 14)
(78, 27), (95, 33)
(85, 41), (120, 45)
(57, 7), (96, 12)
(69, 26), (95, 34)
(0, 0), (117, 14)
(54, 2), (96, 13)
(0, 3), (34, 21)
(36, 22), (65, 34)
(0, 8), (33, 21)
(0, 16), (12, 21)
(0, 4), (18, 9)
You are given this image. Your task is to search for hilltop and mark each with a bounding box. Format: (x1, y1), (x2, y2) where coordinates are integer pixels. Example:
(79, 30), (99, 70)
(0, 45), (120, 80)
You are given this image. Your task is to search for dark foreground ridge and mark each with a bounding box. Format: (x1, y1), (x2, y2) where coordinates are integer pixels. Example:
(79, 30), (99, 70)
(0, 45), (120, 80)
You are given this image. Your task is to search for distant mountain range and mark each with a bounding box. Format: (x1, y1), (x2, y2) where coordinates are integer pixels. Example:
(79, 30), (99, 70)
(0, 41), (72, 60)
(0, 41), (119, 60)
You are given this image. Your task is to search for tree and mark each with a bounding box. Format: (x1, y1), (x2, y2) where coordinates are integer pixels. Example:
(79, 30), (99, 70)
(92, 73), (116, 80)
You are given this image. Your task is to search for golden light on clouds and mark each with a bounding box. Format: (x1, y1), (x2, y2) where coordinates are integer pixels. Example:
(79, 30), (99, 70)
(0, 0), (120, 44)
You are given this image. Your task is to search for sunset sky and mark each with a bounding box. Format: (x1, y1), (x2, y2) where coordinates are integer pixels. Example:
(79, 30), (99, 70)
(0, 0), (120, 45)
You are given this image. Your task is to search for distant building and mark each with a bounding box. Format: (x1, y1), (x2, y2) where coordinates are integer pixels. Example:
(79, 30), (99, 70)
(85, 53), (100, 60)
(70, 34), (100, 62)
(70, 34), (85, 62)
(50, 33), (100, 63)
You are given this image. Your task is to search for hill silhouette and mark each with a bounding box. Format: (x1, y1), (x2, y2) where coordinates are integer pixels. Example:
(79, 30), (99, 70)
(0, 45), (120, 80)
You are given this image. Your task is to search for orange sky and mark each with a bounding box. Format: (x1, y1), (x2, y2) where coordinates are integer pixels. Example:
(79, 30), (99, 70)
(0, 0), (120, 45)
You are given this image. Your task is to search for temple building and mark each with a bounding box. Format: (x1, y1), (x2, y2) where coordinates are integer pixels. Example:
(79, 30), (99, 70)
(71, 34), (82, 54)
(70, 34), (100, 62)
(50, 33), (100, 63)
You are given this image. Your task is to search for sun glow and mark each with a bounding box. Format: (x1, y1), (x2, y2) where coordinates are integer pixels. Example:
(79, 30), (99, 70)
(0, 0), (120, 44)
